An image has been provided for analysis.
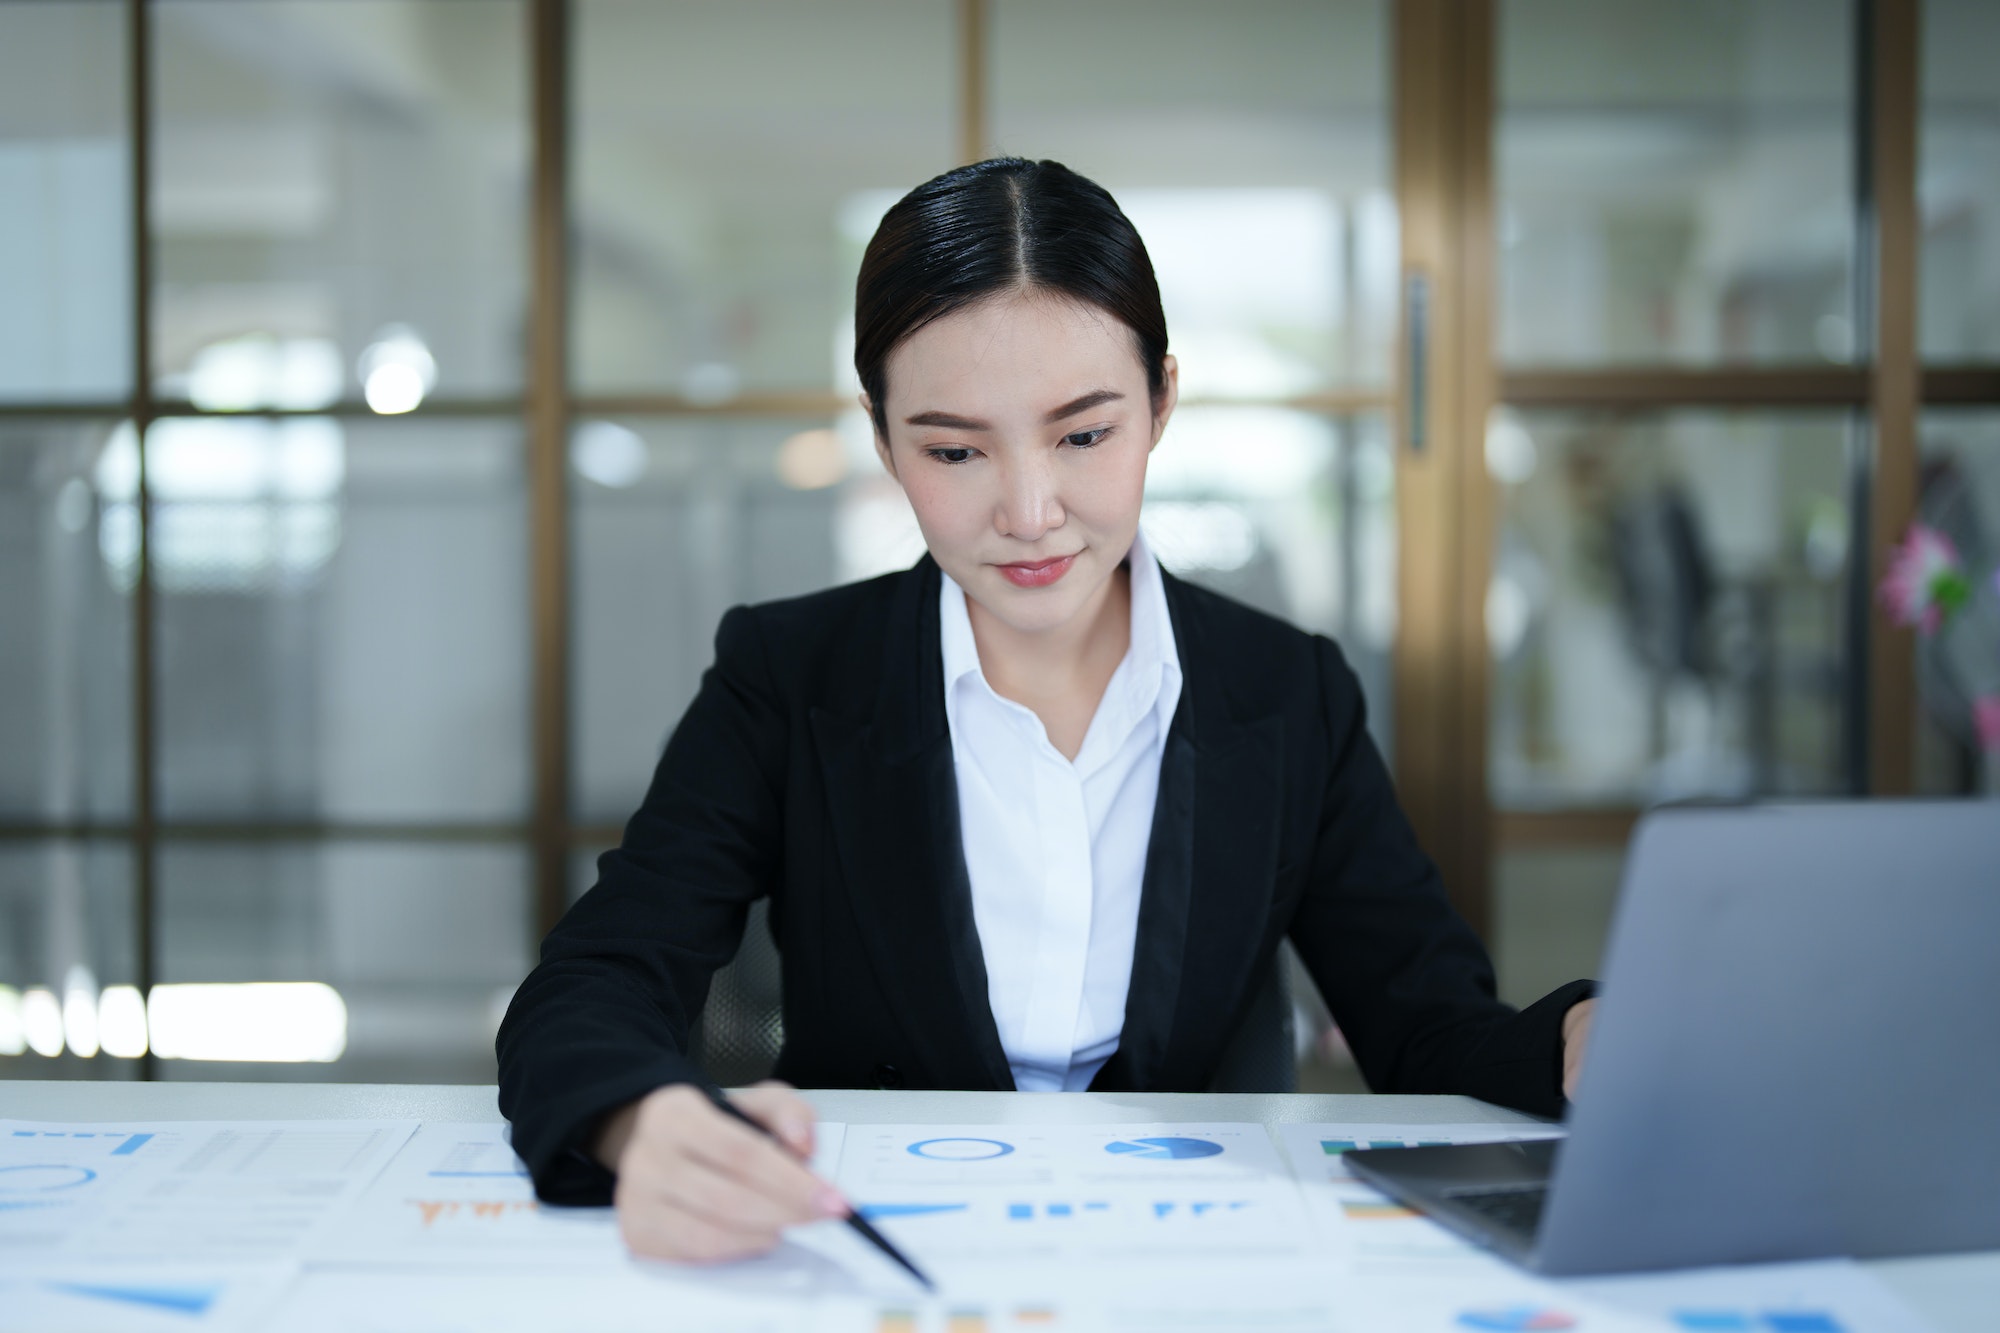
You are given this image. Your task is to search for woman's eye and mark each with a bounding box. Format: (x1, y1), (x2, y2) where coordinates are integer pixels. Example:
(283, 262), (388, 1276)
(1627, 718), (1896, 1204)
(926, 447), (975, 465)
(1064, 428), (1109, 449)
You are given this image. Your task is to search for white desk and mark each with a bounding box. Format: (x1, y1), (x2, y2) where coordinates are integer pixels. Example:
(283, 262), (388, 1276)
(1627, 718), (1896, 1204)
(5, 1081), (1993, 1330)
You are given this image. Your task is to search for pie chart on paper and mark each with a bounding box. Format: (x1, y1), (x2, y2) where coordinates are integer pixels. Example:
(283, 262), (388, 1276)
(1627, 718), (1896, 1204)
(1104, 1137), (1224, 1160)
(1456, 1309), (1578, 1331)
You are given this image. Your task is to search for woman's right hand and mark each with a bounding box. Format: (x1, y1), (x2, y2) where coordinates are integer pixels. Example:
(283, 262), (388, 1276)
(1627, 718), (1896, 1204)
(594, 1080), (851, 1263)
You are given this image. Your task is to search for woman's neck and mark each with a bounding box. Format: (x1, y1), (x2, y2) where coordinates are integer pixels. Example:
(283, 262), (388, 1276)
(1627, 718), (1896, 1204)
(966, 561), (1132, 762)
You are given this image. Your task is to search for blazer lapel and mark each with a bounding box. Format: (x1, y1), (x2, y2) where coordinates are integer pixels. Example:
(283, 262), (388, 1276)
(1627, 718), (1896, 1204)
(810, 556), (1015, 1091)
(1091, 570), (1285, 1092)
(1088, 717), (1195, 1092)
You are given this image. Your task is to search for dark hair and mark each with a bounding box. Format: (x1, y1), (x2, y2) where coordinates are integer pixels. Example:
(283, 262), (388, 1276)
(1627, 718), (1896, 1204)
(854, 157), (1169, 439)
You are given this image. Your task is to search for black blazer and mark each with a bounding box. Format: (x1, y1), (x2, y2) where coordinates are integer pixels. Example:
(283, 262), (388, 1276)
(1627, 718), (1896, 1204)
(498, 555), (1594, 1203)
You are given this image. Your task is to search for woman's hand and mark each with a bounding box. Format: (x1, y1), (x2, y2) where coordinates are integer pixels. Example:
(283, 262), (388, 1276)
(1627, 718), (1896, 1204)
(594, 1080), (850, 1263)
(1560, 998), (1597, 1101)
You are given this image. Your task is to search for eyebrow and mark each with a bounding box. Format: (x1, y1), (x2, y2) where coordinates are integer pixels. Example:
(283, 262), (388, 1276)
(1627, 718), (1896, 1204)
(902, 388), (1126, 432)
(1045, 388), (1125, 423)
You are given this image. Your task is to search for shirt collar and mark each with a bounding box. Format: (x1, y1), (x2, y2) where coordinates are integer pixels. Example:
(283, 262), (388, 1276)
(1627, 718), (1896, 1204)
(1125, 527), (1182, 713)
(938, 528), (1183, 741)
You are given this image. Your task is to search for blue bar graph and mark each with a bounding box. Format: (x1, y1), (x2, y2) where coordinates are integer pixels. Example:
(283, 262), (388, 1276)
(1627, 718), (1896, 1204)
(1006, 1202), (1112, 1220)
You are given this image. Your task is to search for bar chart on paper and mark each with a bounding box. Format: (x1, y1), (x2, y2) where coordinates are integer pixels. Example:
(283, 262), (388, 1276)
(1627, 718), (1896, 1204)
(843, 1279), (1354, 1333)
(4, 1116), (1947, 1333)
(308, 1123), (614, 1266)
(1567, 1259), (1936, 1333)
(1, 1126), (178, 1246)
(1275, 1122), (1566, 1185)
(312, 1122), (846, 1266)
(1270, 1123), (1568, 1276)
(0, 1119), (415, 1265)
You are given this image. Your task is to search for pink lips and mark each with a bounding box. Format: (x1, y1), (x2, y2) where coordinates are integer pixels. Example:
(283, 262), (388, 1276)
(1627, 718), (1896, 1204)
(997, 553), (1076, 589)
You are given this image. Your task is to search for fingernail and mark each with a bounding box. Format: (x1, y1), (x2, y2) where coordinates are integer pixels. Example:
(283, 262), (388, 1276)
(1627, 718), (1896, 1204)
(815, 1186), (849, 1219)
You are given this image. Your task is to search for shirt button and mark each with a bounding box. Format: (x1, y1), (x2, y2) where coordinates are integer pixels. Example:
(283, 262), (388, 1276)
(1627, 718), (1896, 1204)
(872, 1063), (904, 1090)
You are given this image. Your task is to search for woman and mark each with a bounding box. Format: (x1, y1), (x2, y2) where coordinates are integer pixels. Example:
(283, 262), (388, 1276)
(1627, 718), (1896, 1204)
(497, 157), (1597, 1264)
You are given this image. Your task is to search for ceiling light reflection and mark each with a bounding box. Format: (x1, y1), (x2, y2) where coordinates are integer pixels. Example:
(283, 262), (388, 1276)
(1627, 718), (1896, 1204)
(62, 965), (99, 1058)
(358, 326), (437, 415)
(97, 985), (150, 1059)
(0, 985), (24, 1056)
(22, 987), (64, 1058)
(570, 421), (648, 488)
(187, 334), (342, 412)
(147, 982), (347, 1063)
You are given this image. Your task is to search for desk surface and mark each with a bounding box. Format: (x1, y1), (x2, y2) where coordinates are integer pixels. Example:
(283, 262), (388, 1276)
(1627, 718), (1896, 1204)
(5, 1082), (1993, 1329)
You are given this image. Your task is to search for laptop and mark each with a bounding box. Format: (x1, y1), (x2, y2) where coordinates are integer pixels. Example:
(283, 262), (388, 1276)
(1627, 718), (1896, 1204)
(1344, 800), (2000, 1275)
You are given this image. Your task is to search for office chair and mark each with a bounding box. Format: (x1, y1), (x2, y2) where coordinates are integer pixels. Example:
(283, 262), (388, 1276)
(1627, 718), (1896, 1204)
(688, 898), (786, 1088)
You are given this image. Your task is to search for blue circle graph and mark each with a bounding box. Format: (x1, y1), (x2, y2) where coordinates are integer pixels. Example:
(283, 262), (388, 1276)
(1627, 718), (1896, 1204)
(906, 1137), (1015, 1161)
(1104, 1137), (1224, 1160)
(0, 1164), (98, 1192)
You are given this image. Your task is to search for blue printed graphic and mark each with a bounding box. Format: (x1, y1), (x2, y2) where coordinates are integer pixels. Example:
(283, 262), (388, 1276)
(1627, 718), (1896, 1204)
(906, 1138), (1015, 1160)
(0, 1165), (98, 1192)
(856, 1203), (970, 1221)
(49, 1283), (222, 1317)
(1104, 1137), (1223, 1160)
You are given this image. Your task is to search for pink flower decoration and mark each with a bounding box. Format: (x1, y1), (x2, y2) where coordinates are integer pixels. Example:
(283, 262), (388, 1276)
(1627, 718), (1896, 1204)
(1976, 697), (2000, 754)
(1878, 525), (1971, 636)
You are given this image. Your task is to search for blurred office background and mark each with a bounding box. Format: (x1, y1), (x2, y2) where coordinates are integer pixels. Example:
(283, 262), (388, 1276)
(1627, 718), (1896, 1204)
(2, 0), (1996, 1085)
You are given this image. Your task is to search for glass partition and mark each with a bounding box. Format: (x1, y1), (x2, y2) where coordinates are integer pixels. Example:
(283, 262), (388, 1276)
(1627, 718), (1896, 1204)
(0, 841), (137, 1069)
(151, 0), (528, 402)
(569, 414), (849, 821)
(1497, 0), (1854, 367)
(1488, 408), (1854, 807)
(1919, 0), (2000, 363)
(0, 1), (130, 402)
(1145, 408), (1396, 749)
(154, 419), (530, 822)
(992, 0), (1396, 395)
(570, 0), (955, 397)
(157, 840), (529, 1082)
(1492, 843), (1624, 1010)
(0, 419), (133, 821)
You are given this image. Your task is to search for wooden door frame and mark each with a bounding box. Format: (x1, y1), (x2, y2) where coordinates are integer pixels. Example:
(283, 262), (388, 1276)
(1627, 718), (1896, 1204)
(1391, 0), (1928, 942)
(1392, 0), (1497, 937)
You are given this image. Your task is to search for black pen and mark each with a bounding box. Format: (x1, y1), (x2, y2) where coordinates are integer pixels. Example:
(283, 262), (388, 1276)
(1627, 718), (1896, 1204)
(704, 1089), (936, 1292)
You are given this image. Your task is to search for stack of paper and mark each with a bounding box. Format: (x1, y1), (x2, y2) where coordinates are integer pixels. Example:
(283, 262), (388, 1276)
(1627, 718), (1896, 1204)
(0, 1116), (1939, 1333)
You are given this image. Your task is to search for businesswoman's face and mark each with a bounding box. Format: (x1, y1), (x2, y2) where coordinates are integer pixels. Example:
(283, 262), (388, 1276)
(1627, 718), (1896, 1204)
(867, 290), (1178, 636)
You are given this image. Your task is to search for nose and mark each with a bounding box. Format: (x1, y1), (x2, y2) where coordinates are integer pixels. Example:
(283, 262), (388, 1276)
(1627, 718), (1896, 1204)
(993, 451), (1065, 543)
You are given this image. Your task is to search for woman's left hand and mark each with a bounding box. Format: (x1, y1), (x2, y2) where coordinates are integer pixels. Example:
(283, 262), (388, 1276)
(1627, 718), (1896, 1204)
(1561, 998), (1596, 1101)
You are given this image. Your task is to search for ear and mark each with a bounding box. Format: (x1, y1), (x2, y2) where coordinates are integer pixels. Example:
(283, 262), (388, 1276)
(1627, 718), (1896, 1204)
(1150, 353), (1180, 450)
(860, 391), (897, 479)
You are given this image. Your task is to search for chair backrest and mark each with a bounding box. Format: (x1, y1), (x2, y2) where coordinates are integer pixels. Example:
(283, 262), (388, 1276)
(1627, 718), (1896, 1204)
(689, 898), (784, 1087)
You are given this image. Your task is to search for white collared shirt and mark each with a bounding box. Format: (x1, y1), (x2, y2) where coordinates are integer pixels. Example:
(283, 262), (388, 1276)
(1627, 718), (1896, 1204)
(938, 529), (1183, 1092)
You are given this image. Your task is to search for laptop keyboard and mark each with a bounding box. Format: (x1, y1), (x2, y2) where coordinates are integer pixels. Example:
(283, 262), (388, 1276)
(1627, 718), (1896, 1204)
(1444, 1184), (1548, 1236)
